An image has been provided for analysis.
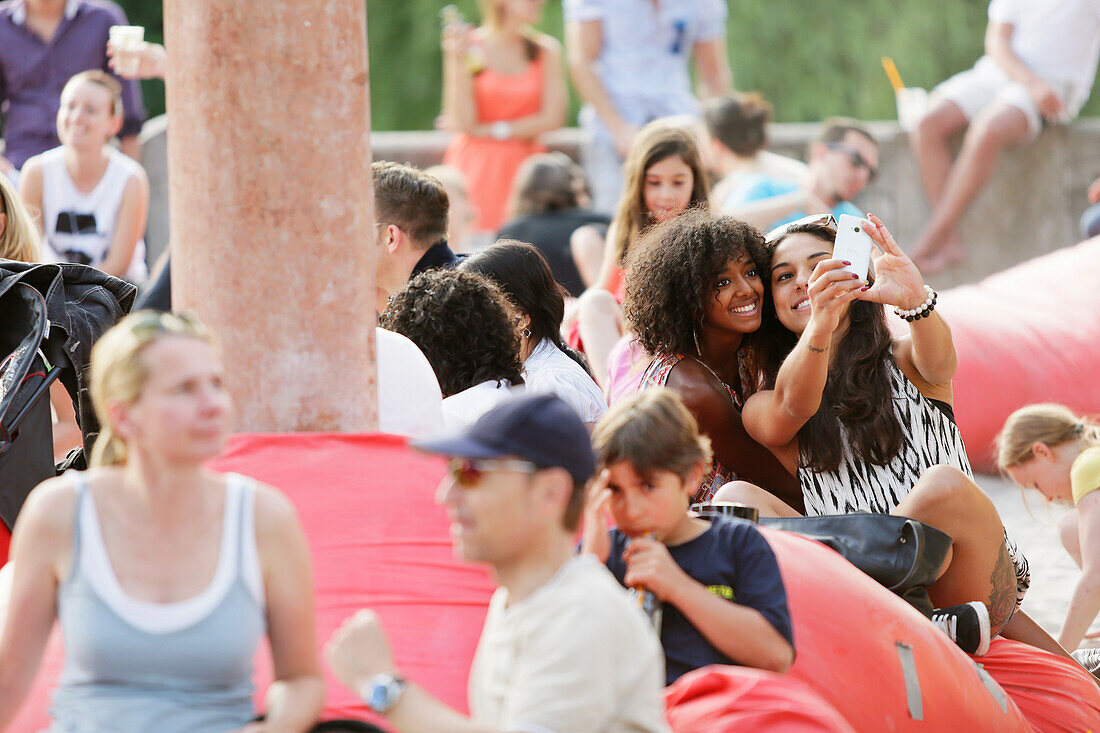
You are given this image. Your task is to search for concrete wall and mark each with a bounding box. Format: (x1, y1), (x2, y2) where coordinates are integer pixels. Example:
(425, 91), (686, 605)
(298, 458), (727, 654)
(142, 117), (1100, 289)
(139, 115), (170, 270)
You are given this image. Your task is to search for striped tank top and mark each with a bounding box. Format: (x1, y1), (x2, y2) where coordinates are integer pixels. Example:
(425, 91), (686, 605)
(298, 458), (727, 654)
(798, 361), (1030, 609)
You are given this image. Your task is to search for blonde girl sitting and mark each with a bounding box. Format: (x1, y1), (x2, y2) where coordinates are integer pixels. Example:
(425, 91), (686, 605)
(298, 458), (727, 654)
(997, 403), (1100, 654)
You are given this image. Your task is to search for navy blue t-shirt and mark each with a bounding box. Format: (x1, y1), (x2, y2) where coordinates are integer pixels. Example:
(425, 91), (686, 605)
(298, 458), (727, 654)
(605, 516), (794, 685)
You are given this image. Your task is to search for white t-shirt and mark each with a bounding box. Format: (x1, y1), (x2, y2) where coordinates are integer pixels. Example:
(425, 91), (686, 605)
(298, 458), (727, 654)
(523, 339), (606, 425)
(469, 555), (670, 733)
(988, 0), (1100, 108)
(441, 380), (522, 431)
(38, 146), (148, 282)
(376, 328), (443, 438)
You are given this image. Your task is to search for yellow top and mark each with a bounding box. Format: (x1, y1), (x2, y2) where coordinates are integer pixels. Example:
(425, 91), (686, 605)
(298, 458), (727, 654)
(1071, 445), (1100, 505)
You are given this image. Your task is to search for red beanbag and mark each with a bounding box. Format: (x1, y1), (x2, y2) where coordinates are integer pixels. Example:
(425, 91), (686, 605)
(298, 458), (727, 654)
(665, 665), (856, 732)
(936, 237), (1100, 471)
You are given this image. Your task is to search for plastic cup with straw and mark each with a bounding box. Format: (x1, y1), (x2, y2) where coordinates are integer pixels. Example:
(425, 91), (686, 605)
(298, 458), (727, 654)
(883, 57), (928, 132)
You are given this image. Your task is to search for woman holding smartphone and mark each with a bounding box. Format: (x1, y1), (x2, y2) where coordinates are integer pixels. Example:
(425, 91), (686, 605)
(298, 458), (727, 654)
(440, 0), (567, 234)
(718, 214), (1063, 661)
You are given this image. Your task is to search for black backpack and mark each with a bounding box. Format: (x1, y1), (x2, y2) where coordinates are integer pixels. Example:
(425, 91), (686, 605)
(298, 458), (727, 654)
(0, 261), (135, 530)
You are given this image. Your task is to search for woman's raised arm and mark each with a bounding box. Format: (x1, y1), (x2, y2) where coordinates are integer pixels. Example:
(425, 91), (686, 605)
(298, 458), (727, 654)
(742, 258), (862, 449)
(863, 214), (957, 387)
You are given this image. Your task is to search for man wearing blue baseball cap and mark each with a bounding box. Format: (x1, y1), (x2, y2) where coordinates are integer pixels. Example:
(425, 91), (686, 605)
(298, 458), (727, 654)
(327, 393), (669, 733)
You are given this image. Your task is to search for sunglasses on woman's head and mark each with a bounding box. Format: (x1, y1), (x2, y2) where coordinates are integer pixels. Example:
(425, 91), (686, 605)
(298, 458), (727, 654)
(129, 310), (204, 337)
(764, 214), (838, 245)
(447, 457), (540, 487)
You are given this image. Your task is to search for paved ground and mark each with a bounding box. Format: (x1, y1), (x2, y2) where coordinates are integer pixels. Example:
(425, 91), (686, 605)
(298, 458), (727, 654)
(983, 472), (1100, 646)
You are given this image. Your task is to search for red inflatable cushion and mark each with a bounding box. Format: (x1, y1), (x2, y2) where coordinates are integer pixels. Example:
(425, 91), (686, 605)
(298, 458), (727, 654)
(936, 237), (1100, 471)
(664, 665), (855, 732)
(12, 435), (1100, 731)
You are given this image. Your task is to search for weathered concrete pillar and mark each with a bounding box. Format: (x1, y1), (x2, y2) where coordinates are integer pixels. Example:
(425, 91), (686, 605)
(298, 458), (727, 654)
(164, 2), (376, 431)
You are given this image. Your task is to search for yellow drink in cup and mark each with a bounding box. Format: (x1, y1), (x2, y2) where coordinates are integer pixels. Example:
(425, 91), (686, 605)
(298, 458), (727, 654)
(895, 88), (929, 132)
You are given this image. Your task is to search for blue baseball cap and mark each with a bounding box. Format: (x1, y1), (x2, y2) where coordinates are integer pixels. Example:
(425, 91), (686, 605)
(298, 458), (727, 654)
(412, 393), (596, 484)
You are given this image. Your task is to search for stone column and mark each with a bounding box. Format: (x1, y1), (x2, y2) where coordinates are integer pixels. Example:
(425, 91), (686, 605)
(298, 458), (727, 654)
(164, 2), (376, 432)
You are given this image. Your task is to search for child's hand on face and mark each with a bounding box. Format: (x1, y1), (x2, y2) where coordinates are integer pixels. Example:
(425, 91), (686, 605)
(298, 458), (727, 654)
(581, 469), (613, 563)
(623, 537), (688, 603)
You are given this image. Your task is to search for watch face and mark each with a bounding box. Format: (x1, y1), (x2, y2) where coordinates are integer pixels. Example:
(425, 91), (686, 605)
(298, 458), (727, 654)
(367, 675), (405, 712)
(370, 684), (391, 711)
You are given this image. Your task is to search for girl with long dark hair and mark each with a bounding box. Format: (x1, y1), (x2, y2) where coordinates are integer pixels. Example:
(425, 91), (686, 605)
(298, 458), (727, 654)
(461, 240), (605, 426)
(571, 122), (709, 387)
(719, 214), (1065, 660)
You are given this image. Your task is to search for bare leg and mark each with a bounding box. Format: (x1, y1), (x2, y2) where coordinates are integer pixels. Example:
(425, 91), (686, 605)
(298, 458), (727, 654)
(1059, 509), (1083, 567)
(910, 100), (969, 207)
(570, 225), (606, 289)
(1001, 609), (1075, 662)
(892, 466), (1018, 634)
(712, 480), (802, 518)
(575, 288), (624, 390)
(911, 103), (1030, 268)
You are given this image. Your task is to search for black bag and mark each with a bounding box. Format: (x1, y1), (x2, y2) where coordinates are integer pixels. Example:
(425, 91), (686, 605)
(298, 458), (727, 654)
(0, 282), (60, 527)
(759, 512), (953, 618)
(0, 262), (134, 529)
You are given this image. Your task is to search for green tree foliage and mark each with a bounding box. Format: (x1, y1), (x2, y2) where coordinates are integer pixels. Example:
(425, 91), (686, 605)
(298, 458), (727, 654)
(120, 0), (1100, 126)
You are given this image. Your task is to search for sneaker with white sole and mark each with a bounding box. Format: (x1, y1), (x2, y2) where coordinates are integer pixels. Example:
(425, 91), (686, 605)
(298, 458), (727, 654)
(1071, 647), (1100, 678)
(931, 601), (991, 656)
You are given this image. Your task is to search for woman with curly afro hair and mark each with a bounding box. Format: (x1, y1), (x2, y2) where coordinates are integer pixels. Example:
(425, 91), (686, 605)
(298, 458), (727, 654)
(623, 209), (801, 509)
(380, 269), (524, 430)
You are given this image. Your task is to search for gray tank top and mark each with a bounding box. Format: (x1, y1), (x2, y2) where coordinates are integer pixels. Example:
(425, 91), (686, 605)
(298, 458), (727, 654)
(50, 473), (266, 732)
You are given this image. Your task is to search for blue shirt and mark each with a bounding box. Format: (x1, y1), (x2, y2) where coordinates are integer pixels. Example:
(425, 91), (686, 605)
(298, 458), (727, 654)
(605, 516), (794, 685)
(724, 173), (862, 233)
(564, 0), (727, 142)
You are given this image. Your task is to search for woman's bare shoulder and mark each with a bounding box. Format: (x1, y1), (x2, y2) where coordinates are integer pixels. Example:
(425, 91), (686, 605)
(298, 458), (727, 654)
(15, 475), (81, 540)
(665, 358), (734, 409)
(248, 479), (302, 536)
(533, 32), (563, 55)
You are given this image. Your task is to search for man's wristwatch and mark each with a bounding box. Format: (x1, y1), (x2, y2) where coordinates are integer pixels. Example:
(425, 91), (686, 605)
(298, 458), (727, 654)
(360, 672), (407, 714)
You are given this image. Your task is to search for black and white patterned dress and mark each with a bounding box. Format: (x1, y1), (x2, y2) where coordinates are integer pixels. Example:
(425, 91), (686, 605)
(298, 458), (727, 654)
(798, 361), (1030, 610)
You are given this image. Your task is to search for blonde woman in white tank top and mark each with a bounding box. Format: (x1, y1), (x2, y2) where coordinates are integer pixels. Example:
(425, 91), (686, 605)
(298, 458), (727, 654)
(18, 70), (149, 282)
(0, 312), (324, 731)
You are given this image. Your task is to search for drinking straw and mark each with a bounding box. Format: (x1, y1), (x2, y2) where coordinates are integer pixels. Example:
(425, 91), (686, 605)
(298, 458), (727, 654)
(881, 57), (905, 92)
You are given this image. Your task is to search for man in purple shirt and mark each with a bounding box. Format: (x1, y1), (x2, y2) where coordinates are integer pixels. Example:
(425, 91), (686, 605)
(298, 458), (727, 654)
(0, 0), (144, 176)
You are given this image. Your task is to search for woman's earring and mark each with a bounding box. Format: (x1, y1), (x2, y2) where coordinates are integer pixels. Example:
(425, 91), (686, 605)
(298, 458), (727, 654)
(522, 327), (533, 339)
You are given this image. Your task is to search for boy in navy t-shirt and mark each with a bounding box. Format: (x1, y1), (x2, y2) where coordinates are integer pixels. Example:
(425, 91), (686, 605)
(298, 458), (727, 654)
(583, 388), (794, 685)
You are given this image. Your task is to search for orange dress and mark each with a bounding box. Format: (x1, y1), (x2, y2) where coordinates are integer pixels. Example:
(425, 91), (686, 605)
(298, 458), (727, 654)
(443, 52), (547, 232)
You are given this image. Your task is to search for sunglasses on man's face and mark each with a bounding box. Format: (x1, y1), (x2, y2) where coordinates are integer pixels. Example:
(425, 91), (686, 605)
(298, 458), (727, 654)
(826, 143), (878, 182)
(447, 457), (539, 487)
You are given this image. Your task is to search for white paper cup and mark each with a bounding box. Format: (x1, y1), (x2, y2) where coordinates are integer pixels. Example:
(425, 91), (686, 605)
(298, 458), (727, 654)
(109, 25), (145, 77)
(895, 87), (928, 132)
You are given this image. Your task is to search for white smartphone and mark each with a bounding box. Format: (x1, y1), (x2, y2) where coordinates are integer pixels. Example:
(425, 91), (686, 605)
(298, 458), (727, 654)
(833, 214), (874, 282)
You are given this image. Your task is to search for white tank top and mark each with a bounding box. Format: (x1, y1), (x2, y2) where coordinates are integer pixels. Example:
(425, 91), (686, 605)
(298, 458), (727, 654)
(39, 146), (148, 282)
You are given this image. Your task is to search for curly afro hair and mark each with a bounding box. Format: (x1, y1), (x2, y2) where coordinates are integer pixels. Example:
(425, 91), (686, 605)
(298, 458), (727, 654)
(623, 209), (767, 356)
(380, 269), (524, 397)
